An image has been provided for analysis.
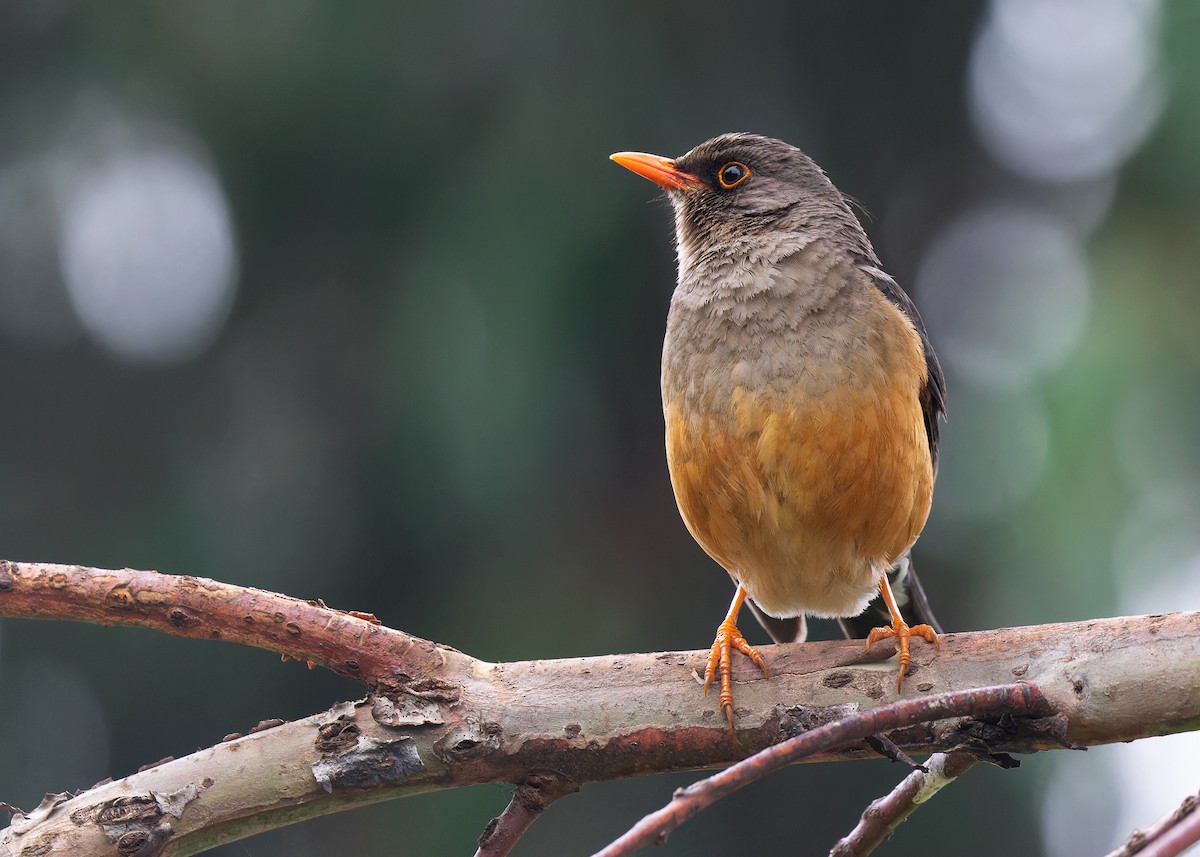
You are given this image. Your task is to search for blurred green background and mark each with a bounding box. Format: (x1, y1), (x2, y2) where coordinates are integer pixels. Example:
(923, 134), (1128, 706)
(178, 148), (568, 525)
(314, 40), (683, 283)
(2, 2), (1199, 855)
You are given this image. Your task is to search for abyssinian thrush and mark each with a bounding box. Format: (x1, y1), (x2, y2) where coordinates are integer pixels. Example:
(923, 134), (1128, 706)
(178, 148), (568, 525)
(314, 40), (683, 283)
(612, 134), (945, 728)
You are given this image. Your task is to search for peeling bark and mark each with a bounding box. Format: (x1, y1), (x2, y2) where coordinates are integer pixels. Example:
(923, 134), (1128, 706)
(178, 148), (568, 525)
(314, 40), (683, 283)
(1, 562), (1199, 856)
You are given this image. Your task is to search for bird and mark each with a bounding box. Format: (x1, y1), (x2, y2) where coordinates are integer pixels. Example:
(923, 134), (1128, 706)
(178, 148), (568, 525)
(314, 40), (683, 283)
(611, 133), (946, 729)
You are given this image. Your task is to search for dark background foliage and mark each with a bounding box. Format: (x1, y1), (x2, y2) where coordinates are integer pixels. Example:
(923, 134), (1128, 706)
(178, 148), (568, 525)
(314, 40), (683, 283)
(2, 2), (1197, 854)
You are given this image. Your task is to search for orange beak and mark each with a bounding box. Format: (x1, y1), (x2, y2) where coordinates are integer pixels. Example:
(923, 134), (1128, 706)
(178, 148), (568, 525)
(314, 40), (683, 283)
(610, 151), (707, 193)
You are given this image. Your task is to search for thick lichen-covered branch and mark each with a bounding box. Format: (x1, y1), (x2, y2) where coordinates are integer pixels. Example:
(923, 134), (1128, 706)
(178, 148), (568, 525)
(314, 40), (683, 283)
(1, 561), (1199, 857)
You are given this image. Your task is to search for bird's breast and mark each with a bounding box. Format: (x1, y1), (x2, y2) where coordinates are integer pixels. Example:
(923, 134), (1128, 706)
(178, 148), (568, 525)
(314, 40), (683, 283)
(661, 255), (934, 617)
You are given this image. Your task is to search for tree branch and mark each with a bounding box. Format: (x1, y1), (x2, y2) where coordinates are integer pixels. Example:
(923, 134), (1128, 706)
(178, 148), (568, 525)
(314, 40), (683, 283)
(829, 751), (979, 856)
(1106, 790), (1200, 857)
(1138, 807), (1200, 857)
(0, 560), (463, 696)
(2, 561), (1200, 856)
(593, 685), (1046, 856)
(474, 776), (578, 857)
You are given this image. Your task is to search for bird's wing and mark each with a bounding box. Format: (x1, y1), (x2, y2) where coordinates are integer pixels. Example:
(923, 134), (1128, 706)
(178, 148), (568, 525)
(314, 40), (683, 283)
(846, 264), (946, 639)
(859, 264), (947, 472)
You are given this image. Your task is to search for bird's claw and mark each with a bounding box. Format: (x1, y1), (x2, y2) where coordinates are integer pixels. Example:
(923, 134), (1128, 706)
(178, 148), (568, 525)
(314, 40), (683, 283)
(866, 620), (939, 689)
(703, 621), (769, 730)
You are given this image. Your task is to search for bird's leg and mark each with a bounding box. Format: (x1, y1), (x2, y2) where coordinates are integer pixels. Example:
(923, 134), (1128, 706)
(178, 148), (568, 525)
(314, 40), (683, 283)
(703, 583), (769, 729)
(866, 572), (940, 689)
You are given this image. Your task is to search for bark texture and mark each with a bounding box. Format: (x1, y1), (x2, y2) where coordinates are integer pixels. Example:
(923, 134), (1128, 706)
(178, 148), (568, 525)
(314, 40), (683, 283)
(1, 561), (1199, 856)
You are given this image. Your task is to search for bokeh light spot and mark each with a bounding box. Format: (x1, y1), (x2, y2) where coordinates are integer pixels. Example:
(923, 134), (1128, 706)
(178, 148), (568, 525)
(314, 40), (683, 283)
(970, 0), (1164, 183)
(58, 145), (237, 363)
(918, 204), (1090, 388)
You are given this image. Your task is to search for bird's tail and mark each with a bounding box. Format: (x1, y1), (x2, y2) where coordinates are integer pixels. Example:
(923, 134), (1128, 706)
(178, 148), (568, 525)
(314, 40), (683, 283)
(747, 600), (807, 644)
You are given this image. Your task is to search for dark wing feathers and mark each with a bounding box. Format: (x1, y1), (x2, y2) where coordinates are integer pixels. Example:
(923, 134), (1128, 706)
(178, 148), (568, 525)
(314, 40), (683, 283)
(860, 264), (946, 471)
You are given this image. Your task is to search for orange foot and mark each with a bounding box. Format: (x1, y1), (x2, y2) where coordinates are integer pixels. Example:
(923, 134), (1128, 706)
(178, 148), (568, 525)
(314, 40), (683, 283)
(866, 619), (938, 689)
(866, 570), (941, 690)
(703, 585), (769, 729)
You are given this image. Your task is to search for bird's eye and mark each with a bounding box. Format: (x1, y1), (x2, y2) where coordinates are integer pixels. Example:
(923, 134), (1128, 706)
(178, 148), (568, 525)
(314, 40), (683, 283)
(717, 162), (750, 189)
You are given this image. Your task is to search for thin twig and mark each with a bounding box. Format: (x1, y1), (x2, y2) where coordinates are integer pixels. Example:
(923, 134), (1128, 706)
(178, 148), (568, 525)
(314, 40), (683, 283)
(475, 777), (578, 857)
(829, 751), (978, 856)
(0, 560), (463, 694)
(863, 733), (927, 771)
(1139, 807), (1200, 857)
(592, 684), (1049, 857)
(1107, 791), (1200, 857)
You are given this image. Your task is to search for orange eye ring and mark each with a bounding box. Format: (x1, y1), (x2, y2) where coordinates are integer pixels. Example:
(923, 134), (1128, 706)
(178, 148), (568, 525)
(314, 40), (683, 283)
(717, 161), (750, 189)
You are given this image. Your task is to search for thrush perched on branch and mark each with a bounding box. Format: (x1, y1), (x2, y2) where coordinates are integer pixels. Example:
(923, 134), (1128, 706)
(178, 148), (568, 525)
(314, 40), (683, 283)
(612, 134), (946, 729)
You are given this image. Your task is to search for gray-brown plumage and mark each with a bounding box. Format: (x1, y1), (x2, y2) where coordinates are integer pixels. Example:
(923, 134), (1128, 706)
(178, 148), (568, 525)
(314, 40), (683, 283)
(612, 133), (945, 727)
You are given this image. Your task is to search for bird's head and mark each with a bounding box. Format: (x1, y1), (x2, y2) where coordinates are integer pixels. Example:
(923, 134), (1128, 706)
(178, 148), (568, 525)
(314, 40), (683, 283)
(611, 133), (867, 264)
